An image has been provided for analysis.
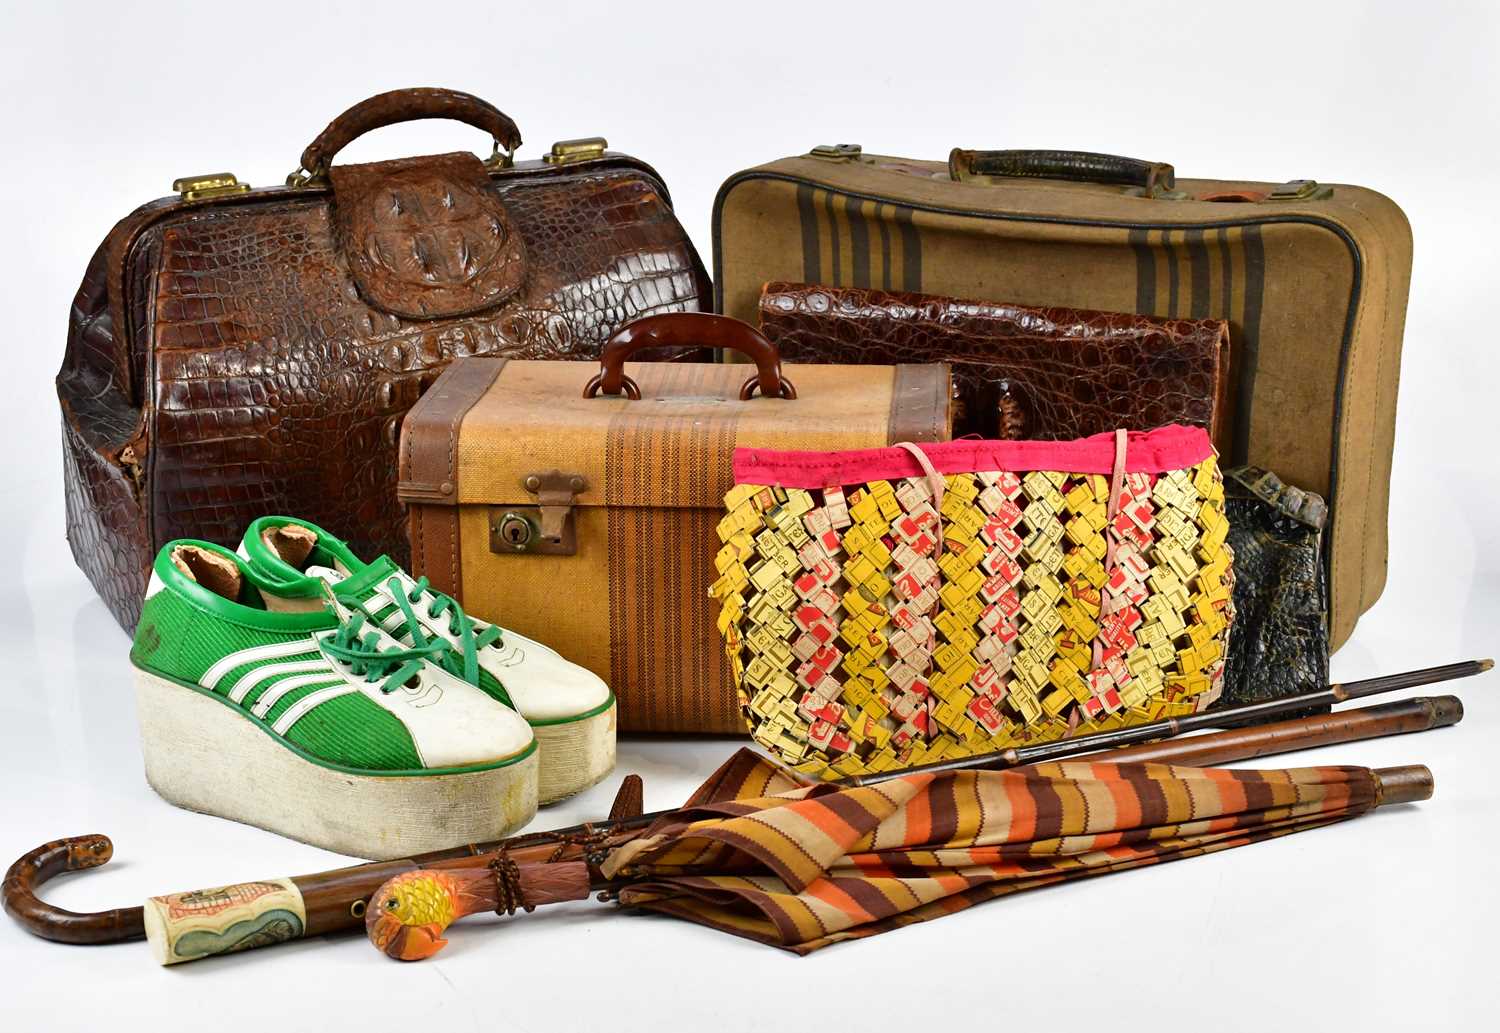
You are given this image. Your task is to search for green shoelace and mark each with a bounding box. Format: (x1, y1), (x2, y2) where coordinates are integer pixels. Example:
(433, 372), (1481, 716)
(386, 575), (502, 687)
(322, 611), (454, 694)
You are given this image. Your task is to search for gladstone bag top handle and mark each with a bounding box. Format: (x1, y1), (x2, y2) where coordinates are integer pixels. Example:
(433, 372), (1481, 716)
(584, 314), (798, 401)
(293, 87), (525, 184)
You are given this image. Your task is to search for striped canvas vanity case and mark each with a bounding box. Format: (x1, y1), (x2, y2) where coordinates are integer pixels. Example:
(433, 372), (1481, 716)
(711, 424), (1234, 779)
(398, 314), (951, 733)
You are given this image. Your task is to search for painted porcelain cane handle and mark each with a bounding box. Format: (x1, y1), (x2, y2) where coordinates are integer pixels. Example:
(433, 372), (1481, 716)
(142, 878), (307, 966)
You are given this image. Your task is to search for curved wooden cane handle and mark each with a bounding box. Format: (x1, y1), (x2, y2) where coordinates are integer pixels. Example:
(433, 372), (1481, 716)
(2, 834), (145, 944)
(300, 87), (524, 177)
(583, 314), (797, 401)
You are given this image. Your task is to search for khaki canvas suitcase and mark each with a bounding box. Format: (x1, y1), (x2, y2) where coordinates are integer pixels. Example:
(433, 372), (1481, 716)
(398, 314), (951, 732)
(713, 147), (1413, 648)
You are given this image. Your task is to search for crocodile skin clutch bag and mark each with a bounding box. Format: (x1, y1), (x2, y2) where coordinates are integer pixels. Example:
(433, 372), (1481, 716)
(710, 424), (1234, 779)
(758, 282), (1231, 445)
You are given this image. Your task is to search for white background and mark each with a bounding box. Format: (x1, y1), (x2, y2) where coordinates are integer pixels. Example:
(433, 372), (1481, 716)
(2, 2), (1497, 1030)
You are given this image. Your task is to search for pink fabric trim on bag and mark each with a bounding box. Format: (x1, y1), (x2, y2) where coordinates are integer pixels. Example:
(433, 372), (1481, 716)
(733, 424), (1214, 487)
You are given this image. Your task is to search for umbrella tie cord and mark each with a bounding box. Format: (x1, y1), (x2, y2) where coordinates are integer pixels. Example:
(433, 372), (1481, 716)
(488, 856), (536, 917)
(539, 824), (617, 867)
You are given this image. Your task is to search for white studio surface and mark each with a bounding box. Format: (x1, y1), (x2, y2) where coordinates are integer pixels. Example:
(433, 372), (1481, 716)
(1, 2), (1496, 1030)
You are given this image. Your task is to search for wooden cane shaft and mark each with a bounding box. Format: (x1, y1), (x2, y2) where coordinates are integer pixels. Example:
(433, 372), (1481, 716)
(517, 861), (594, 906)
(887, 659), (1487, 782)
(1073, 696), (1462, 767)
(1333, 658), (1491, 702)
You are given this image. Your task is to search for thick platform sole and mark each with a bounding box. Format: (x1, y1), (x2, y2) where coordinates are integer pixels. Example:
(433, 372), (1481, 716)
(134, 670), (538, 860)
(533, 700), (617, 804)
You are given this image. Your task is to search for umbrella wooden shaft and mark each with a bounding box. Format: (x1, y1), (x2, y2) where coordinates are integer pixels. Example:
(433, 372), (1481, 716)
(2, 658), (1484, 956)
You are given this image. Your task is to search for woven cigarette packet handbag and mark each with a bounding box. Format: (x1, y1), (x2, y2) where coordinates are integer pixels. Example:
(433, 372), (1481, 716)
(711, 424), (1234, 779)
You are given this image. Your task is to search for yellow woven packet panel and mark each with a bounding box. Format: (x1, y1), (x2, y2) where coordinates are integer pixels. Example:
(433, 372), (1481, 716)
(712, 447), (1234, 780)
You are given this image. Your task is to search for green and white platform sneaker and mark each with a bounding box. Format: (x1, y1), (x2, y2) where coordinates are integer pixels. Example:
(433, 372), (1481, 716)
(130, 541), (538, 859)
(239, 517), (616, 804)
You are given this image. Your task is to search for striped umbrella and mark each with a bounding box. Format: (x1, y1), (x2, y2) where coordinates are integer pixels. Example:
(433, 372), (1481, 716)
(365, 747), (1428, 959)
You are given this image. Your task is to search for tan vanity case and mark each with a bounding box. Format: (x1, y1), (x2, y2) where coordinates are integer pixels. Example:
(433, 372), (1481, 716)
(398, 314), (951, 733)
(714, 147), (1413, 648)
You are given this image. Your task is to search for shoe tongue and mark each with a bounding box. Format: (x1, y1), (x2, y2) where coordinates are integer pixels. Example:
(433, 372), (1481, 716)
(304, 564), (347, 586)
(309, 556), (403, 601)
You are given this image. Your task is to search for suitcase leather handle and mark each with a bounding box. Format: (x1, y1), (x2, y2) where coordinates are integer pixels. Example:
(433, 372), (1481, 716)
(949, 148), (1175, 195)
(584, 314), (797, 401)
(297, 88), (524, 179)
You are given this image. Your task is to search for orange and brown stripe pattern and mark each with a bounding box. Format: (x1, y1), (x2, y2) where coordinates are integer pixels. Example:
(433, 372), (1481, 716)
(603, 748), (1379, 954)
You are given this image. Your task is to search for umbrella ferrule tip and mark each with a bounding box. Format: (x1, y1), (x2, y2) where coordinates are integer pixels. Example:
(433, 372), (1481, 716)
(1373, 765), (1434, 806)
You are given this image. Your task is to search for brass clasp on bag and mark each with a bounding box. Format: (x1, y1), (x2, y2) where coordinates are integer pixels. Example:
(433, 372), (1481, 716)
(809, 143), (863, 162)
(542, 138), (607, 165)
(1268, 179), (1329, 201)
(488, 471), (587, 556)
(172, 173), (250, 200)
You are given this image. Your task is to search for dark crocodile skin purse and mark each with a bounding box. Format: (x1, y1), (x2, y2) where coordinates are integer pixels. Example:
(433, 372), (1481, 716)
(757, 282), (1231, 446)
(58, 88), (711, 631)
(1217, 466), (1330, 707)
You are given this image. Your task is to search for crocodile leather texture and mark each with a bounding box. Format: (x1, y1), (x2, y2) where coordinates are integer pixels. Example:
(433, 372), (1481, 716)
(60, 146), (710, 631)
(329, 152), (527, 319)
(1217, 466), (1330, 709)
(758, 282), (1230, 443)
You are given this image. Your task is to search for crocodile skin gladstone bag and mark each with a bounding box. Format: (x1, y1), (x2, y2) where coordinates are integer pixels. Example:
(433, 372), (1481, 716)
(59, 87), (711, 631)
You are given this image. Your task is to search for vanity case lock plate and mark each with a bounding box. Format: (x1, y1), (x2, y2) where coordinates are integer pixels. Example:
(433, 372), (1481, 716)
(488, 470), (587, 556)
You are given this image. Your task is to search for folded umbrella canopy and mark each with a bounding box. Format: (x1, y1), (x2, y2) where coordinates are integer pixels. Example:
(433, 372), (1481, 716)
(600, 749), (1402, 952)
(364, 747), (1429, 959)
